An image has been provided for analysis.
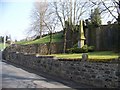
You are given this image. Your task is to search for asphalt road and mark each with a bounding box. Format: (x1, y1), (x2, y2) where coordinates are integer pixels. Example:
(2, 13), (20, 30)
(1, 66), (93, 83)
(1, 52), (75, 89)
(0, 51), (93, 89)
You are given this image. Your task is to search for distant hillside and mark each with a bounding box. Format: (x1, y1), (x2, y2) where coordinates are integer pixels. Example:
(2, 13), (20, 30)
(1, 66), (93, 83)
(16, 32), (63, 45)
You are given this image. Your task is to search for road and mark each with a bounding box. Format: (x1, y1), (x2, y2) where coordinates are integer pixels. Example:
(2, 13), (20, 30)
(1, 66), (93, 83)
(0, 52), (74, 89)
(0, 51), (92, 89)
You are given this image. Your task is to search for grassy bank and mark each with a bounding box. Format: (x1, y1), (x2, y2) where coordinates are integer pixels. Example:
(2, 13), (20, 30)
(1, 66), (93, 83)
(16, 32), (63, 45)
(51, 51), (119, 60)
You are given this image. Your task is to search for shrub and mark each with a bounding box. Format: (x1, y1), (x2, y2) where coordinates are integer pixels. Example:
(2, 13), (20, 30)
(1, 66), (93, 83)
(88, 46), (95, 52)
(66, 48), (73, 53)
(73, 43), (78, 48)
(72, 48), (84, 53)
(66, 47), (88, 53)
(82, 45), (88, 53)
(66, 45), (95, 53)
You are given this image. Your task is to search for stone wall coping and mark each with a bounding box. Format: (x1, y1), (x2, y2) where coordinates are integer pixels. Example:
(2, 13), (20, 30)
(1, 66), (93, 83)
(36, 55), (55, 58)
(58, 58), (82, 61)
(6, 51), (120, 63)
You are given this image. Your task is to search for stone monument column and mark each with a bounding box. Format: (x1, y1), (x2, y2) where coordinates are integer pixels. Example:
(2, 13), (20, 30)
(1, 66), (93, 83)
(78, 20), (86, 48)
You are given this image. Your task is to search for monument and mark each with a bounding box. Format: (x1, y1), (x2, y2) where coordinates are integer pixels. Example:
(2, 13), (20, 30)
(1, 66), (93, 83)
(78, 20), (86, 48)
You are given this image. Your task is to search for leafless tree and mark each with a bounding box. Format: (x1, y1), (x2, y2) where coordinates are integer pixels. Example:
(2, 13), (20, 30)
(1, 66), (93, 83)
(53, 1), (69, 53)
(43, 5), (59, 54)
(29, 0), (96, 54)
(101, 0), (120, 24)
(52, 0), (88, 53)
(89, 0), (120, 24)
(29, 1), (48, 39)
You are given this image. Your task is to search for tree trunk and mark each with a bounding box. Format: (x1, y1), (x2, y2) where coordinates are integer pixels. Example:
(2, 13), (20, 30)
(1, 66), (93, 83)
(71, 28), (74, 48)
(63, 28), (67, 53)
(48, 32), (52, 55)
(40, 17), (43, 38)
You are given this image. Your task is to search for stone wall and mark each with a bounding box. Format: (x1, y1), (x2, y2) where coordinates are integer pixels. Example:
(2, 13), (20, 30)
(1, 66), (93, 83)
(2, 51), (120, 88)
(6, 42), (63, 55)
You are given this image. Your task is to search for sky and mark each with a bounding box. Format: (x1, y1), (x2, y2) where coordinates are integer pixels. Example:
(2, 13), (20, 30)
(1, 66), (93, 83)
(0, 0), (34, 41)
(0, 0), (117, 41)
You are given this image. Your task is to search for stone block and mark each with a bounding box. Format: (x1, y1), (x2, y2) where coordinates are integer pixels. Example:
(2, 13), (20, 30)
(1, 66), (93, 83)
(116, 71), (120, 77)
(82, 53), (88, 61)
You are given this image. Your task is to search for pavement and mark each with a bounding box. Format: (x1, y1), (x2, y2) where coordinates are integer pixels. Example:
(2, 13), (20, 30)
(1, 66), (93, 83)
(0, 51), (94, 89)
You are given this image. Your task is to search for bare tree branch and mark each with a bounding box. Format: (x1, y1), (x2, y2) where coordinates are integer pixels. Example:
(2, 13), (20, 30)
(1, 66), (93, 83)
(101, 0), (118, 21)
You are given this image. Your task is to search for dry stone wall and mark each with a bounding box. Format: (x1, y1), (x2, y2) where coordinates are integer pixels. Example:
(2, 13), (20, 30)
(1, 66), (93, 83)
(2, 51), (120, 88)
(5, 42), (63, 55)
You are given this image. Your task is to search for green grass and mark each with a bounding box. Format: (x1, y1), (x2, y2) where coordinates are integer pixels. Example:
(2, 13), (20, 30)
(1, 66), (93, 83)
(16, 32), (63, 45)
(15, 40), (30, 45)
(0, 43), (9, 50)
(0, 43), (3, 50)
(51, 51), (119, 60)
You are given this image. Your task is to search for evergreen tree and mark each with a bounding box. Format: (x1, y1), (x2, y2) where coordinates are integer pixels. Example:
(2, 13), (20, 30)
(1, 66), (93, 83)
(90, 7), (102, 27)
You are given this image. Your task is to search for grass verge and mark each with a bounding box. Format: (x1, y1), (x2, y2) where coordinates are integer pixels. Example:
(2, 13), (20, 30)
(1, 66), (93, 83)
(51, 51), (119, 60)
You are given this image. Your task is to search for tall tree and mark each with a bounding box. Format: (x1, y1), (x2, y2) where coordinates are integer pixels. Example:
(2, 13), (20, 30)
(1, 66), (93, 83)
(29, 1), (48, 38)
(53, 1), (69, 53)
(43, 4), (59, 54)
(52, 0), (88, 53)
(89, 0), (120, 24)
(35, 1), (48, 38)
(90, 7), (102, 26)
